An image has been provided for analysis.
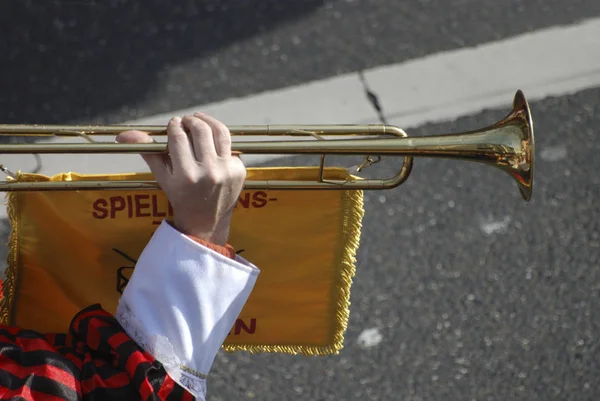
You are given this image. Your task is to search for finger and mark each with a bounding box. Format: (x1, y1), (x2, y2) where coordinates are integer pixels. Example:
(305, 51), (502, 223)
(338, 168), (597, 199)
(167, 116), (196, 172)
(194, 112), (232, 158)
(182, 115), (216, 160)
(116, 130), (170, 179)
(231, 154), (247, 180)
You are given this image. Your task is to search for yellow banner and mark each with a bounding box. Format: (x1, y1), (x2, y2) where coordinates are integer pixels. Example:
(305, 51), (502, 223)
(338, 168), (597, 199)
(0, 167), (363, 355)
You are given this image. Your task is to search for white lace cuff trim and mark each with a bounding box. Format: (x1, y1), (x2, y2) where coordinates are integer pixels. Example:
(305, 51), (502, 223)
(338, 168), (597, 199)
(117, 301), (208, 398)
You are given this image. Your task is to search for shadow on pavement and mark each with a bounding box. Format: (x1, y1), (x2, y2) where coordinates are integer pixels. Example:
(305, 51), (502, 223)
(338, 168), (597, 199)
(0, 0), (325, 125)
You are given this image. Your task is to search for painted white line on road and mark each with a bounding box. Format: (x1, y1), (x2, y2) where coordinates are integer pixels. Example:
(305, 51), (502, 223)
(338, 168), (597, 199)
(1, 18), (600, 220)
(125, 72), (378, 125)
(364, 17), (600, 128)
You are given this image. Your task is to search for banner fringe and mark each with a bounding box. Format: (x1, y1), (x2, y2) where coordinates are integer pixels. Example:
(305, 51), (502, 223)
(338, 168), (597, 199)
(221, 188), (364, 355)
(0, 175), (23, 326)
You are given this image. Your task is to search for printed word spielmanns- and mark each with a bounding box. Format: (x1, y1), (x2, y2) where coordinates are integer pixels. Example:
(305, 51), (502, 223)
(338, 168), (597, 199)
(92, 192), (277, 219)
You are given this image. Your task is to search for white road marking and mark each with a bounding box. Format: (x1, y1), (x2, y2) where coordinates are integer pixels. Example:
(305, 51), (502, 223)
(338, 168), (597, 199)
(366, 18), (600, 128)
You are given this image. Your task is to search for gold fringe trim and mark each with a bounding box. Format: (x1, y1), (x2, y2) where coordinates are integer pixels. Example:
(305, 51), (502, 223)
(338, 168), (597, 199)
(0, 176), (24, 326)
(221, 188), (364, 356)
(0, 173), (55, 326)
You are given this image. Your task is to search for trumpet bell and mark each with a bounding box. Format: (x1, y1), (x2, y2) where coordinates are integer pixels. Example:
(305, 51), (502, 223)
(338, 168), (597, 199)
(505, 90), (534, 201)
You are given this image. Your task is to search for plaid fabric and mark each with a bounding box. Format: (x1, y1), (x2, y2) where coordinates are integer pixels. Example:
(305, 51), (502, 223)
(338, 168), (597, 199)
(0, 304), (194, 400)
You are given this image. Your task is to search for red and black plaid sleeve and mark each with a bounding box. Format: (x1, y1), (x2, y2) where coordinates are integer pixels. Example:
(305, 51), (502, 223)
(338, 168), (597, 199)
(0, 304), (195, 401)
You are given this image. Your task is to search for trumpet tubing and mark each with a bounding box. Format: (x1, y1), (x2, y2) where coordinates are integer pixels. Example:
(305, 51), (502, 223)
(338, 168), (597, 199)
(0, 91), (534, 200)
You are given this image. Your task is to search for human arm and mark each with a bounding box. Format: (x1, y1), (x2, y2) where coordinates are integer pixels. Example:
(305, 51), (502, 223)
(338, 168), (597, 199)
(114, 113), (259, 400)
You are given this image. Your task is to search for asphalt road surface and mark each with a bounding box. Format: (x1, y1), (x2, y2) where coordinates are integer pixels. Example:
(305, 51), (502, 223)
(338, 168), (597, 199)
(2, 1), (600, 401)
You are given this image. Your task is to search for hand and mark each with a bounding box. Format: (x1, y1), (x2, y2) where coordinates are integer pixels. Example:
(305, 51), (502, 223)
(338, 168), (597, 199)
(116, 113), (245, 245)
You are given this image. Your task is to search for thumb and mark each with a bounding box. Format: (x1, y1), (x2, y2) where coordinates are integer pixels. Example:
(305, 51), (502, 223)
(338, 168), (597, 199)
(116, 130), (169, 180)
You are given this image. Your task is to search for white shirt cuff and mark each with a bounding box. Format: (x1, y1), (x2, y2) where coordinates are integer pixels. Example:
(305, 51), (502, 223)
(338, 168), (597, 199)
(115, 220), (260, 399)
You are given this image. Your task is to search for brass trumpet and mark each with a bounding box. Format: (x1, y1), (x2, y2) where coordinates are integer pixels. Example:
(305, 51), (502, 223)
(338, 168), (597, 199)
(0, 90), (534, 200)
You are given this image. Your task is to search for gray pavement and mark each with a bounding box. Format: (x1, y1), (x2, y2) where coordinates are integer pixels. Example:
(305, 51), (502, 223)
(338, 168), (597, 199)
(1, 1), (600, 401)
(206, 87), (600, 401)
